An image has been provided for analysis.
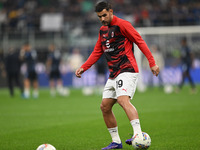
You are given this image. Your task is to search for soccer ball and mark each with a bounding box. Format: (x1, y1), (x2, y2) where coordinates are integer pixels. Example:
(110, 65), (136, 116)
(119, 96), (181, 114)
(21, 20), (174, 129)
(60, 88), (70, 96)
(82, 87), (94, 96)
(132, 132), (151, 149)
(164, 84), (173, 94)
(36, 144), (56, 150)
(57, 87), (70, 96)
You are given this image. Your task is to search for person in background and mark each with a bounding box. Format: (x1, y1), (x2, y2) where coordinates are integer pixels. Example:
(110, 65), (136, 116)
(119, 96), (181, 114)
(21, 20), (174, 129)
(69, 48), (85, 88)
(144, 44), (164, 88)
(0, 53), (6, 84)
(177, 37), (196, 93)
(4, 47), (24, 97)
(46, 44), (68, 96)
(69, 48), (84, 72)
(20, 43), (39, 98)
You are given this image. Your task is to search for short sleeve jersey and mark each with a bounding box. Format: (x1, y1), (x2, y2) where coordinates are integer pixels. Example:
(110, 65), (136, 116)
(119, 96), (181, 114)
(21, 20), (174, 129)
(81, 15), (155, 79)
(47, 50), (61, 72)
(181, 45), (192, 66)
(24, 50), (37, 72)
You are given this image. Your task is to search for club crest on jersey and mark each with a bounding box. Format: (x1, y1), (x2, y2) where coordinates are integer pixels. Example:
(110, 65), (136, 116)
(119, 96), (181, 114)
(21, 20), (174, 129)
(111, 31), (114, 37)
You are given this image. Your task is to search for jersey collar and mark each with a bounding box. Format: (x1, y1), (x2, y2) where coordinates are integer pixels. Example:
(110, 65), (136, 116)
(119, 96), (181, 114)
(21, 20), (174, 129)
(110, 15), (117, 26)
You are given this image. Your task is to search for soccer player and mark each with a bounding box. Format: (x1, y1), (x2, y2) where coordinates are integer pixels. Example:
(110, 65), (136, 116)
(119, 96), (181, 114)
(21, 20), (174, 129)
(5, 47), (24, 97)
(46, 44), (66, 96)
(177, 37), (196, 93)
(75, 1), (160, 149)
(20, 43), (39, 98)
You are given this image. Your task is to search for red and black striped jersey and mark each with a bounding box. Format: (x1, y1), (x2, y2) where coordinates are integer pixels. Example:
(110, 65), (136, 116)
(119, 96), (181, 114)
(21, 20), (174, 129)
(81, 15), (155, 79)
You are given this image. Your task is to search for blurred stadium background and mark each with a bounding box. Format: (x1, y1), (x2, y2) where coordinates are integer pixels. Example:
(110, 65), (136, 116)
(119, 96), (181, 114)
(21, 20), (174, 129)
(0, 0), (200, 89)
(0, 1), (200, 150)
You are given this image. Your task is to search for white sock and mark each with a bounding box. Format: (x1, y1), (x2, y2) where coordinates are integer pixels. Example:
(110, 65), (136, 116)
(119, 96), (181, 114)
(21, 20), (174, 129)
(108, 127), (121, 144)
(130, 119), (142, 136)
(33, 89), (39, 98)
(50, 88), (56, 96)
(57, 85), (64, 95)
(24, 89), (30, 98)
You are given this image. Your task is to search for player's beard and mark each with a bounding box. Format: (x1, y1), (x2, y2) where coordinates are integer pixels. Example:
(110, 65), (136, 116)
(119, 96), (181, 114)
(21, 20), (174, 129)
(102, 21), (109, 26)
(101, 17), (111, 26)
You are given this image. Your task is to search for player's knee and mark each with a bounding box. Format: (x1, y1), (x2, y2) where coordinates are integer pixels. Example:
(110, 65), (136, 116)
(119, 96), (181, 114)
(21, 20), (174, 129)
(100, 103), (106, 112)
(100, 103), (111, 113)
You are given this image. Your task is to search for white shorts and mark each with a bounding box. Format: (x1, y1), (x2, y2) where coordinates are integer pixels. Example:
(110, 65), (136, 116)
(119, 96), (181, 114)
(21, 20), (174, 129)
(103, 72), (139, 100)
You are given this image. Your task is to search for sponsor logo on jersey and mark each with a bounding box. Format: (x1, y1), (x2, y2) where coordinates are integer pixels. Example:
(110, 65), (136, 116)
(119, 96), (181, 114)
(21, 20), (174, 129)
(104, 48), (114, 52)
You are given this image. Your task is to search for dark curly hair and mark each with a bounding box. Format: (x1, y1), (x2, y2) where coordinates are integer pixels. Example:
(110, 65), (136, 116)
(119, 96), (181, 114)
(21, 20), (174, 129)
(95, 1), (112, 12)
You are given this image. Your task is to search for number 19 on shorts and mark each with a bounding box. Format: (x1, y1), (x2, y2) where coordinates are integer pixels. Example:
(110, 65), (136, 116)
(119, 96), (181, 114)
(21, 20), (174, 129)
(116, 79), (123, 89)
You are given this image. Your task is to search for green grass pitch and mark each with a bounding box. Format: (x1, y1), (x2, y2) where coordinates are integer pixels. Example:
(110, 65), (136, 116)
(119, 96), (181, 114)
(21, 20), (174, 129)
(0, 85), (200, 150)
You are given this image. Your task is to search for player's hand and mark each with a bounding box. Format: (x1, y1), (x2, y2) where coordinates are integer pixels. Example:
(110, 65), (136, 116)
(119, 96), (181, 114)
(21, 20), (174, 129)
(75, 67), (84, 78)
(151, 64), (160, 77)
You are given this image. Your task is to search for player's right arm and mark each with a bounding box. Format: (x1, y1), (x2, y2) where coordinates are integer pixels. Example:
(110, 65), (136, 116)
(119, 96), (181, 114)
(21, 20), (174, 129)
(75, 33), (104, 78)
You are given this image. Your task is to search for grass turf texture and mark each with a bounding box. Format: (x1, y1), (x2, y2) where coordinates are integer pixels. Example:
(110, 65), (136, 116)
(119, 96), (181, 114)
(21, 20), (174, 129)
(0, 85), (200, 150)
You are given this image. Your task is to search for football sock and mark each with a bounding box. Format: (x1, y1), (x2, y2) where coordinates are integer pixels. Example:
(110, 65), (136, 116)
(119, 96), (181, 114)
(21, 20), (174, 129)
(130, 119), (142, 136)
(50, 88), (56, 96)
(33, 89), (39, 98)
(57, 85), (64, 95)
(24, 89), (30, 98)
(108, 127), (121, 144)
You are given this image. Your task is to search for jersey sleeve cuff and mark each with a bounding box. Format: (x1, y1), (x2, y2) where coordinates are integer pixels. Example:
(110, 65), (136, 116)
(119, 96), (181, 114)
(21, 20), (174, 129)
(149, 63), (156, 68)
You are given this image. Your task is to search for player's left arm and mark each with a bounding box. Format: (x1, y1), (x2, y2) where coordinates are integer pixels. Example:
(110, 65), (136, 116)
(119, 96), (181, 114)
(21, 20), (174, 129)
(151, 64), (160, 76)
(120, 21), (159, 76)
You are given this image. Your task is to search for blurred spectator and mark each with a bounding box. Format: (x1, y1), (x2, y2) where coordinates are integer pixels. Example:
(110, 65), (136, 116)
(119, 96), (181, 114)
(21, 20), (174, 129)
(8, 8), (18, 28)
(69, 47), (85, 88)
(151, 45), (164, 88)
(176, 37), (197, 93)
(141, 5), (151, 26)
(4, 47), (24, 97)
(0, 53), (5, 78)
(0, 0), (200, 32)
(69, 48), (84, 72)
(46, 44), (69, 96)
(20, 43), (39, 98)
(0, 9), (6, 30)
(80, 0), (93, 14)
(143, 45), (164, 88)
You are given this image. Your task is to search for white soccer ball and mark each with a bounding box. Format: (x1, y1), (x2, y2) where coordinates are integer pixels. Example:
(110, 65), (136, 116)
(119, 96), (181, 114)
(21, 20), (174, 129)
(36, 144), (56, 150)
(132, 132), (151, 149)
(58, 87), (70, 96)
(61, 88), (70, 96)
(164, 84), (173, 94)
(82, 87), (94, 96)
